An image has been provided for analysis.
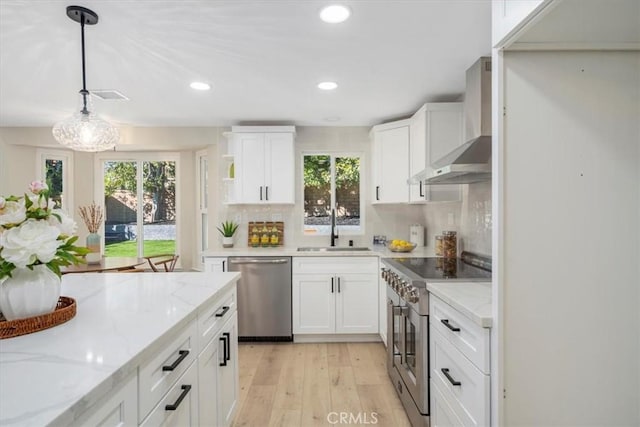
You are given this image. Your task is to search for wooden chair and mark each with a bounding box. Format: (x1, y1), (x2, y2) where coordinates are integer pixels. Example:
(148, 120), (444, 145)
(144, 254), (179, 272)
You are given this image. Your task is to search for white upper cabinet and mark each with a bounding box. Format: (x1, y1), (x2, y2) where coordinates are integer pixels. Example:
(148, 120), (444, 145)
(492, 0), (547, 47)
(227, 126), (295, 204)
(409, 103), (464, 203)
(371, 120), (410, 204)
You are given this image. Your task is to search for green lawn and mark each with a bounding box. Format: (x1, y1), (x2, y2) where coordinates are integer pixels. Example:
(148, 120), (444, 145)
(104, 240), (176, 257)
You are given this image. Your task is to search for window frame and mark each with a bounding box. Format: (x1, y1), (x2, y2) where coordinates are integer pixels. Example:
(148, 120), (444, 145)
(195, 149), (208, 271)
(36, 149), (74, 213)
(301, 151), (364, 236)
(94, 151), (180, 260)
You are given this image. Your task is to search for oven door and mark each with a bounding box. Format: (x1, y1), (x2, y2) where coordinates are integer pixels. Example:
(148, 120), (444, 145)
(398, 305), (429, 415)
(387, 290), (403, 375)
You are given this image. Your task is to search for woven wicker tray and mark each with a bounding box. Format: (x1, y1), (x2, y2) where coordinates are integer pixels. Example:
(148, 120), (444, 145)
(0, 296), (76, 339)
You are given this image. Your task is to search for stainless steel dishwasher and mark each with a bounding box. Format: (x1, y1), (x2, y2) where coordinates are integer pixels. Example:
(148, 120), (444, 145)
(227, 256), (292, 341)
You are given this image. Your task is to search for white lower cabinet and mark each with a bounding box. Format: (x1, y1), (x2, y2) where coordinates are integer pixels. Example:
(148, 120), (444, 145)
(141, 362), (199, 427)
(72, 372), (138, 427)
(197, 337), (219, 426)
(204, 257), (228, 273)
(429, 294), (490, 427)
(216, 314), (239, 426)
(292, 257), (378, 335)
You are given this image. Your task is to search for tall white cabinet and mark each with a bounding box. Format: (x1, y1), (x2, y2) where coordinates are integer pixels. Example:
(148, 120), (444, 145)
(225, 126), (295, 204)
(493, 1), (640, 425)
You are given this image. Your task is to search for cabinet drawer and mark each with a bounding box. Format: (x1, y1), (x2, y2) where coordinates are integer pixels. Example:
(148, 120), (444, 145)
(197, 287), (236, 352)
(430, 295), (490, 373)
(140, 360), (198, 427)
(139, 320), (198, 422)
(431, 380), (464, 427)
(293, 256), (378, 274)
(431, 328), (489, 427)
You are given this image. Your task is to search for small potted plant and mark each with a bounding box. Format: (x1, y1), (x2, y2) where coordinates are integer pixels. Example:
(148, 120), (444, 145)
(217, 221), (239, 248)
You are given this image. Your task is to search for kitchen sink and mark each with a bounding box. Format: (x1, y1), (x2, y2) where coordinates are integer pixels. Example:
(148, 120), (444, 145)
(297, 246), (371, 252)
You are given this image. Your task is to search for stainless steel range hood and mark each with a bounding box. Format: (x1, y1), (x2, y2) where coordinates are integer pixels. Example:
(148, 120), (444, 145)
(410, 57), (492, 185)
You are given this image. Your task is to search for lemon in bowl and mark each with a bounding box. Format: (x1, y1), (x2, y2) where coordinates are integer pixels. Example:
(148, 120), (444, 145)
(388, 239), (417, 253)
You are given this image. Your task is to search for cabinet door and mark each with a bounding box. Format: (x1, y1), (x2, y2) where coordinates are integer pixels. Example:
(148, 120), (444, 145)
(425, 105), (463, 202)
(264, 133), (295, 203)
(335, 274), (378, 333)
(235, 133), (265, 203)
(409, 106), (427, 203)
(140, 362), (199, 427)
(73, 373), (137, 427)
(292, 274), (335, 334)
(204, 257), (227, 273)
(198, 336), (218, 427)
(217, 313), (239, 427)
(372, 125), (410, 204)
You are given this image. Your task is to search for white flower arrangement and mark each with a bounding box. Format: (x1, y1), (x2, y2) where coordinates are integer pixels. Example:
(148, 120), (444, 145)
(0, 181), (88, 279)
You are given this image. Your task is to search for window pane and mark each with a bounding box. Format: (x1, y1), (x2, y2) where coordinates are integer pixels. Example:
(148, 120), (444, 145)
(200, 156), (208, 210)
(335, 157), (360, 229)
(142, 161), (176, 257)
(104, 161), (138, 257)
(304, 155), (331, 233)
(45, 159), (63, 209)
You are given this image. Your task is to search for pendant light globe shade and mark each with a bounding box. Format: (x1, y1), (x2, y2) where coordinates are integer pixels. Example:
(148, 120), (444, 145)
(52, 92), (119, 152)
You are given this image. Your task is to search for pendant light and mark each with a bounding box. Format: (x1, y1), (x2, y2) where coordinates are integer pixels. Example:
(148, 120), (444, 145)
(52, 6), (119, 152)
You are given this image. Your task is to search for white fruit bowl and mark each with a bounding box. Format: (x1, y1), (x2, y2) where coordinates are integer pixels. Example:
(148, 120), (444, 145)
(387, 242), (417, 253)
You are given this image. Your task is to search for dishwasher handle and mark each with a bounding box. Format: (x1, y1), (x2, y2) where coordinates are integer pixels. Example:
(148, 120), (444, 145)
(228, 258), (289, 265)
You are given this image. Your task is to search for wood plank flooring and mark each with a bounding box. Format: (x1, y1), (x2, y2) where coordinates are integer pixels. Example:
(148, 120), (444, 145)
(232, 342), (411, 427)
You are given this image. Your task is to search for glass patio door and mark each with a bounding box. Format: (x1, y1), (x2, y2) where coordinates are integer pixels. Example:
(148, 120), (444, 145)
(101, 159), (177, 258)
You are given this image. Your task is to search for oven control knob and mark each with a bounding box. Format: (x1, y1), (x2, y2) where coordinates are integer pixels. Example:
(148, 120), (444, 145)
(380, 268), (387, 279)
(407, 288), (419, 303)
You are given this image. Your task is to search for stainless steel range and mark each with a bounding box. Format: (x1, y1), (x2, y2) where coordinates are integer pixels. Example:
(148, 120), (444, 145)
(381, 251), (491, 427)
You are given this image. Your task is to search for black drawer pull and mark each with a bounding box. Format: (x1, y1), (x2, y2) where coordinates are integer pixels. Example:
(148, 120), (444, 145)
(215, 306), (230, 318)
(441, 368), (461, 386)
(162, 350), (189, 371)
(165, 385), (192, 411)
(441, 319), (460, 332)
(219, 335), (228, 366)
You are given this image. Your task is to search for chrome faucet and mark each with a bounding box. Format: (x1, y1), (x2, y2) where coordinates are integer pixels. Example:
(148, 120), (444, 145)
(330, 208), (339, 247)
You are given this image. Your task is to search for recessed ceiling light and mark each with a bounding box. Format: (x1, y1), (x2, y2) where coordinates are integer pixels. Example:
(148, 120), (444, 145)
(190, 81), (211, 91)
(318, 81), (338, 91)
(319, 5), (351, 23)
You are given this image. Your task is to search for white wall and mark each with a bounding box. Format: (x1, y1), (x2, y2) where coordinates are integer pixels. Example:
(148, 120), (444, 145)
(501, 51), (639, 425)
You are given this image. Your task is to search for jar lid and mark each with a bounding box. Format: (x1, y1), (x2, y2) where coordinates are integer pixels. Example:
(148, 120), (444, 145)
(443, 230), (457, 236)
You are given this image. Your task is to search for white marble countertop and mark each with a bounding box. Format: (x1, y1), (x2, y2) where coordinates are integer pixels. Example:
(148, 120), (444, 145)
(427, 281), (493, 327)
(202, 245), (435, 258)
(0, 271), (240, 427)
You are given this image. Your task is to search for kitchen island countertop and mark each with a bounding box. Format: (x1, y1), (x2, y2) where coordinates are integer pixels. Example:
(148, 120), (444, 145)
(0, 271), (240, 426)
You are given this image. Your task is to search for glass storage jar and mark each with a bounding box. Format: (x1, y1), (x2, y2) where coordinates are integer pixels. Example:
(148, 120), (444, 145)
(442, 231), (457, 258)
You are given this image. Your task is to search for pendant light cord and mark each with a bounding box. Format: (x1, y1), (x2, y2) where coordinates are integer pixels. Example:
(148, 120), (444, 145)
(80, 13), (89, 114)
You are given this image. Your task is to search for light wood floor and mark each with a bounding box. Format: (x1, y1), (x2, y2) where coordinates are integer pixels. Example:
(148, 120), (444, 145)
(232, 342), (411, 427)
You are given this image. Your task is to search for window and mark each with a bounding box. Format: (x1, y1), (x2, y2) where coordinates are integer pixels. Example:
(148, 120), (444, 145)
(96, 153), (179, 259)
(303, 153), (362, 235)
(37, 149), (73, 212)
(196, 150), (208, 269)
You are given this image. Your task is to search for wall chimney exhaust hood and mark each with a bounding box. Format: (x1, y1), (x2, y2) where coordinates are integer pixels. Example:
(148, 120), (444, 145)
(409, 57), (492, 185)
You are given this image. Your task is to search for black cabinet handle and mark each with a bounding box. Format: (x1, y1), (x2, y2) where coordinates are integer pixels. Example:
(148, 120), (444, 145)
(337, 277), (341, 293)
(441, 368), (461, 386)
(265, 186), (269, 201)
(419, 181), (424, 197)
(222, 260), (226, 272)
(331, 277), (334, 293)
(223, 332), (231, 362)
(162, 350), (189, 372)
(165, 385), (192, 411)
(259, 186), (263, 201)
(215, 306), (230, 318)
(219, 335), (228, 366)
(376, 186), (380, 201)
(441, 319), (460, 332)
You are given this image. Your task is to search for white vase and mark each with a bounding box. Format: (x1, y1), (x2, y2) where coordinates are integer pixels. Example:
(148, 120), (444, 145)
(222, 236), (234, 248)
(0, 265), (61, 321)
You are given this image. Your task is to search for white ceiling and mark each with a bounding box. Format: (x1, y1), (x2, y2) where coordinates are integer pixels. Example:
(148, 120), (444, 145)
(0, 1), (492, 127)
